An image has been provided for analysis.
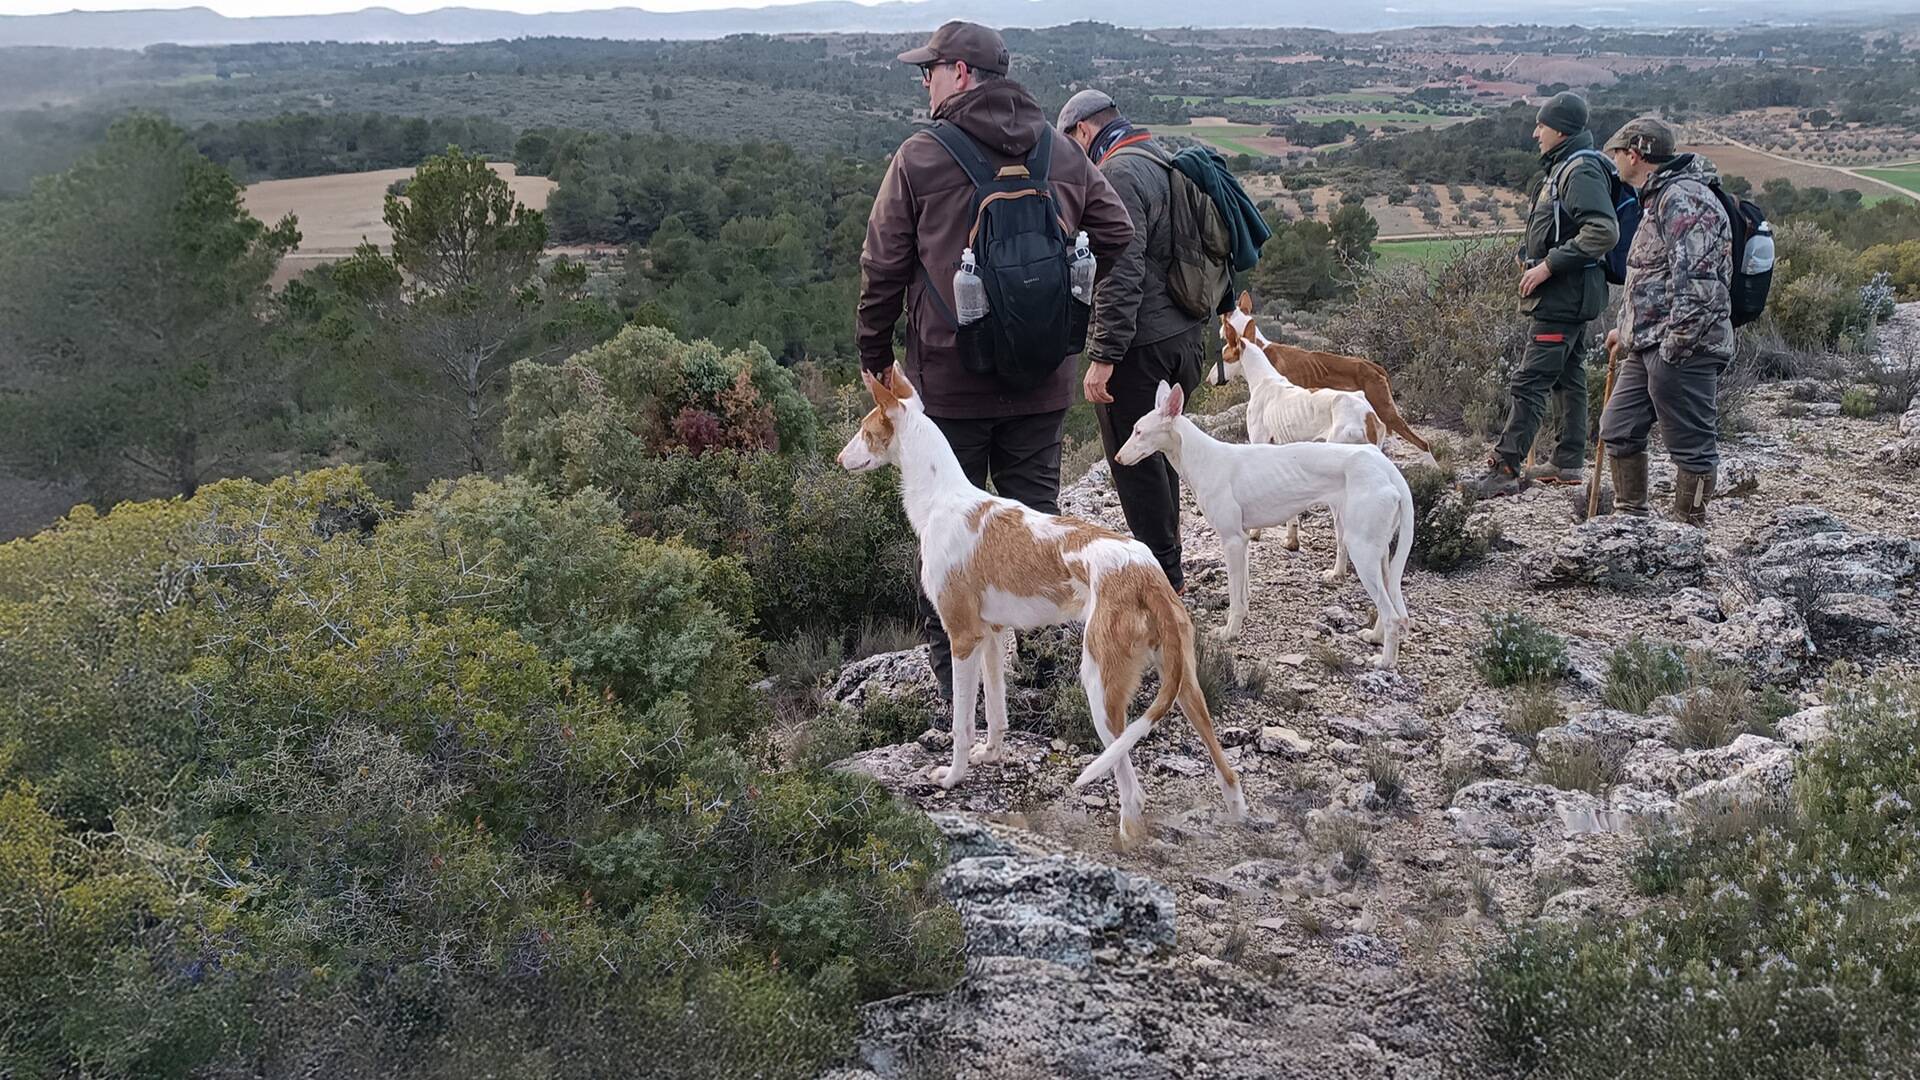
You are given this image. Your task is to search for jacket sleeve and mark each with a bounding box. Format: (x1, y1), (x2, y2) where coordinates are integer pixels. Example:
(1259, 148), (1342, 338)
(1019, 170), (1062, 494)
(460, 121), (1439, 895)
(1085, 162), (1150, 365)
(856, 149), (917, 375)
(1657, 185), (1732, 365)
(1544, 157), (1620, 276)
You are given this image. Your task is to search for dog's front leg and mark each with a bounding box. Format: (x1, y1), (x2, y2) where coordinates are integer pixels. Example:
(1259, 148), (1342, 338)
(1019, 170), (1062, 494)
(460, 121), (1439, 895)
(1282, 516), (1301, 552)
(1219, 533), (1250, 640)
(971, 628), (1012, 764)
(931, 642), (983, 789)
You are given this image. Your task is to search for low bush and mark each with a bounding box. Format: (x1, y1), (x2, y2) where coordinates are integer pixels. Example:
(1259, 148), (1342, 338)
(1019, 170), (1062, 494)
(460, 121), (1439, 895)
(1601, 635), (1690, 714)
(1477, 612), (1569, 688)
(1478, 673), (1920, 1079)
(0, 468), (960, 1079)
(1404, 463), (1492, 571)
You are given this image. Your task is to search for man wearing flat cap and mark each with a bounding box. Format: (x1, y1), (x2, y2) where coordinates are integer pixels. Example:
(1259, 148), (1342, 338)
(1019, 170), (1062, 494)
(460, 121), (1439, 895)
(1058, 87), (1206, 593)
(1465, 90), (1619, 498)
(857, 21), (1134, 701)
(1599, 116), (1734, 525)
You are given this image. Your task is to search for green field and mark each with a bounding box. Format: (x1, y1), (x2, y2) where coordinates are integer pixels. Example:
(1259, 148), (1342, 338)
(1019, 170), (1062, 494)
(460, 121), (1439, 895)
(1859, 166), (1920, 196)
(1371, 238), (1467, 266)
(1296, 110), (1455, 127)
(1163, 123), (1269, 156)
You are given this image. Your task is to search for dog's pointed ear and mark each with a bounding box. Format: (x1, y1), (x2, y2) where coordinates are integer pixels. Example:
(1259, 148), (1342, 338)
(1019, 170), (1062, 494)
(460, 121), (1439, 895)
(888, 364), (922, 410)
(1219, 316), (1239, 347)
(1153, 380), (1173, 413)
(864, 369), (899, 409)
(1166, 383), (1186, 417)
(1237, 291), (1253, 315)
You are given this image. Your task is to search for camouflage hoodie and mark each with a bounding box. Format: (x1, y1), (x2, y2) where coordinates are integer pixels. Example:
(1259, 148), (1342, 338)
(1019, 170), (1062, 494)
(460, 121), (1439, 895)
(1617, 153), (1735, 365)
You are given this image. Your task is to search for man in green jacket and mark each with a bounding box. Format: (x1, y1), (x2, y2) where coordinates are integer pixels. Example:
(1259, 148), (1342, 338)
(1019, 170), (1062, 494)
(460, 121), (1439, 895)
(1465, 91), (1619, 498)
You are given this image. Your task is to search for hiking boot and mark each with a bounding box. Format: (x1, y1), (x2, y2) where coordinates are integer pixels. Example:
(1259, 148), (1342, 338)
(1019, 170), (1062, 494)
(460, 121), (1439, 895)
(1609, 452), (1650, 517)
(1673, 468), (1715, 527)
(1461, 457), (1528, 499)
(1524, 462), (1586, 486)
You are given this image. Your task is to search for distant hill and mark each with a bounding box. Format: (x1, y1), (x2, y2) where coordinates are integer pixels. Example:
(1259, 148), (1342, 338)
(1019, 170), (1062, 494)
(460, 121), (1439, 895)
(4, 0), (1917, 49)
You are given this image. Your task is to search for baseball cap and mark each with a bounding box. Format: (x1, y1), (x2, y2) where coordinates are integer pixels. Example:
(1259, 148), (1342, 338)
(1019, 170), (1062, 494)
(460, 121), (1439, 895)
(1057, 88), (1115, 131)
(1604, 116), (1678, 159)
(896, 21), (1009, 75)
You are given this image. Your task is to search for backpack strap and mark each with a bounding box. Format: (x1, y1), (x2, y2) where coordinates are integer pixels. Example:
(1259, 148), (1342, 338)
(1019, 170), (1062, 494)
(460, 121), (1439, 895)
(925, 120), (995, 190)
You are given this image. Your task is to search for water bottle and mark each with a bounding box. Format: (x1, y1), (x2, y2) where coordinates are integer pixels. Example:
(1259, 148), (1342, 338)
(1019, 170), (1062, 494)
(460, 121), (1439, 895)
(1742, 221), (1774, 275)
(954, 247), (988, 326)
(1069, 230), (1095, 303)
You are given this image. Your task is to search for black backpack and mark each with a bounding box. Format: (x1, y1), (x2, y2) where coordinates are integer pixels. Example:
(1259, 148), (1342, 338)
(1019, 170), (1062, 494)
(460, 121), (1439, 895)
(1549, 148), (1638, 286)
(923, 121), (1088, 389)
(1703, 178), (1773, 327)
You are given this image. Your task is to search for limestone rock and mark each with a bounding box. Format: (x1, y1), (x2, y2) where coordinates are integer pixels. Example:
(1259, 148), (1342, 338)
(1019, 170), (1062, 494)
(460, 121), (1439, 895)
(1256, 725), (1312, 758)
(939, 852), (1176, 968)
(1664, 586), (1725, 628)
(1625, 733), (1787, 795)
(1437, 697), (1530, 782)
(1751, 504), (1851, 549)
(829, 646), (938, 711)
(1522, 516), (1706, 590)
(1694, 598), (1814, 683)
(1775, 705), (1835, 749)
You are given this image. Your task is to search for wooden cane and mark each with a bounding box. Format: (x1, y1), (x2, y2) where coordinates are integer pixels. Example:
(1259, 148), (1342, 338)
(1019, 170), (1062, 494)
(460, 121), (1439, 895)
(1587, 341), (1622, 520)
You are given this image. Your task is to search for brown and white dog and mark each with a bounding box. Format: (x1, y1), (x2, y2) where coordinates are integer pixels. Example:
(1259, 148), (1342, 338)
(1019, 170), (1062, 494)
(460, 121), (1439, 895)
(1218, 291), (1431, 454)
(838, 366), (1246, 841)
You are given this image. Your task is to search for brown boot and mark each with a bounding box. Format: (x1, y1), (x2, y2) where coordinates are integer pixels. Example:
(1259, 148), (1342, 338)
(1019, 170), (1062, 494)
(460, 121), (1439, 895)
(1673, 468), (1715, 527)
(1609, 452), (1650, 517)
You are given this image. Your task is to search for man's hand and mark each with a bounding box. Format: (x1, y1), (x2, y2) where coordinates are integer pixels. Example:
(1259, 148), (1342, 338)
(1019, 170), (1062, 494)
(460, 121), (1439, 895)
(1083, 361), (1115, 404)
(1605, 328), (1620, 352)
(1519, 262), (1553, 297)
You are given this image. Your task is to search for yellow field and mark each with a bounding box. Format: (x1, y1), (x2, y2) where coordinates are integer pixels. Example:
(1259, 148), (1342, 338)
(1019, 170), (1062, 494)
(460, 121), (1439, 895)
(244, 163), (557, 282)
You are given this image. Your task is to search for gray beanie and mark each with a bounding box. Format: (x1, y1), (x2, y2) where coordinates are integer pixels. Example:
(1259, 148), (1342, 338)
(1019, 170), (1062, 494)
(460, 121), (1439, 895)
(1536, 91), (1589, 136)
(1057, 88), (1115, 131)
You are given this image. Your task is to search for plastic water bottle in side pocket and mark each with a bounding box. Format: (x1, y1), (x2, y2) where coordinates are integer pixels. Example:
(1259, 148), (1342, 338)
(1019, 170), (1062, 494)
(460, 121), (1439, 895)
(1069, 231), (1095, 304)
(954, 246), (989, 326)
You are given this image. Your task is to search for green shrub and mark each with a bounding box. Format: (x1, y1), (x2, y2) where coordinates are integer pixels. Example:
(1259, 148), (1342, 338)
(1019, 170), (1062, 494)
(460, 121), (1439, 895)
(1404, 463), (1492, 571)
(1840, 385), (1878, 418)
(1478, 672), (1920, 1079)
(0, 468), (959, 1079)
(1601, 635), (1690, 714)
(1505, 682), (1565, 745)
(1476, 612), (1568, 688)
(503, 336), (917, 643)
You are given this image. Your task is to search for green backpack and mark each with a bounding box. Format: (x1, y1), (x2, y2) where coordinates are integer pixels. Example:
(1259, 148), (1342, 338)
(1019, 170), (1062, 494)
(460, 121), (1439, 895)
(1111, 144), (1233, 319)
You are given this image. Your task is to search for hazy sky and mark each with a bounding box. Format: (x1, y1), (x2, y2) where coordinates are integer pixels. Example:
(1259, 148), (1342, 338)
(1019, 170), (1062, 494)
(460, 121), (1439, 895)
(0, 0), (881, 13)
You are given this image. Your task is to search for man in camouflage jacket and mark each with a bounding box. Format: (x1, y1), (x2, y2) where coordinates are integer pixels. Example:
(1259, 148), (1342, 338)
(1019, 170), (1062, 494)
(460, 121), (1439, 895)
(1465, 91), (1619, 498)
(1598, 116), (1734, 525)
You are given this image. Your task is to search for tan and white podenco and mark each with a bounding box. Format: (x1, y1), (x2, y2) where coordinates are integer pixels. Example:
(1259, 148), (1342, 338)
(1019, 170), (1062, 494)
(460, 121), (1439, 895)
(1117, 381), (1413, 666)
(837, 367), (1246, 841)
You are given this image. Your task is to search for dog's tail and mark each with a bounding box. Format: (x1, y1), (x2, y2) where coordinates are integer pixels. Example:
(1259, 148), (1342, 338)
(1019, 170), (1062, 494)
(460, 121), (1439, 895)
(1388, 467), (1416, 623)
(1072, 582), (1242, 814)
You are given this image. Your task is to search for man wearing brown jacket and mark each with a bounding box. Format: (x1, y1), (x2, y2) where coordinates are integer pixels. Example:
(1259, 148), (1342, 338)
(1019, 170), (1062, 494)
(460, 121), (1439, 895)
(857, 20), (1133, 699)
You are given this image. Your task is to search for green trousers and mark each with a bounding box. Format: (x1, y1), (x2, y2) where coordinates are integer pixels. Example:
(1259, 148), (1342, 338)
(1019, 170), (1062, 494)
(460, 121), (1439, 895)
(1494, 319), (1590, 471)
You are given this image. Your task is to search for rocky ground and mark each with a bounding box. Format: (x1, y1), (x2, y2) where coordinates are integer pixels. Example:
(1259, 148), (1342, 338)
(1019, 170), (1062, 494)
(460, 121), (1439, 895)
(820, 314), (1920, 1080)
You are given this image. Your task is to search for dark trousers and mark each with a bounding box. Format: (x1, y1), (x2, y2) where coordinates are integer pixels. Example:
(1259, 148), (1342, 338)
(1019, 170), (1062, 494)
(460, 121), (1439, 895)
(920, 408), (1067, 698)
(1494, 319), (1590, 470)
(1092, 328), (1204, 591)
(1599, 348), (1728, 474)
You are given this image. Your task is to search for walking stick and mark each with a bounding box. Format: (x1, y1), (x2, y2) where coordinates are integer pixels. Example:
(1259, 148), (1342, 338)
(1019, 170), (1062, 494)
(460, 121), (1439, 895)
(1587, 341), (1622, 520)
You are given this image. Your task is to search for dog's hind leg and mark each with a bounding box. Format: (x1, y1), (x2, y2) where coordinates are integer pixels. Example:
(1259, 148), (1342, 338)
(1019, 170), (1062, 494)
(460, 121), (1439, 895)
(1347, 538), (1401, 669)
(1082, 640), (1149, 844)
(971, 627), (1013, 765)
(1322, 508), (1349, 584)
(1281, 517), (1300, 551)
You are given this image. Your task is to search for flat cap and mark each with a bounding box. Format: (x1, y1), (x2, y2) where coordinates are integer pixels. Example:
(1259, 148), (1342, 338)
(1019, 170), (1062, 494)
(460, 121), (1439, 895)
(897, 21), (1009, 75)
(1604, 115), (1678, 159)
(1057, 88), (1115, 131)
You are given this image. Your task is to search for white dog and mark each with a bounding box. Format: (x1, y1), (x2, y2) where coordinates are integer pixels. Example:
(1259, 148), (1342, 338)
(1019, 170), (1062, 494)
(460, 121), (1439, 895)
(1117, 381), (1413, 667)
(1217, 308), (1386, 565)
(838, 366), (1246, 841)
